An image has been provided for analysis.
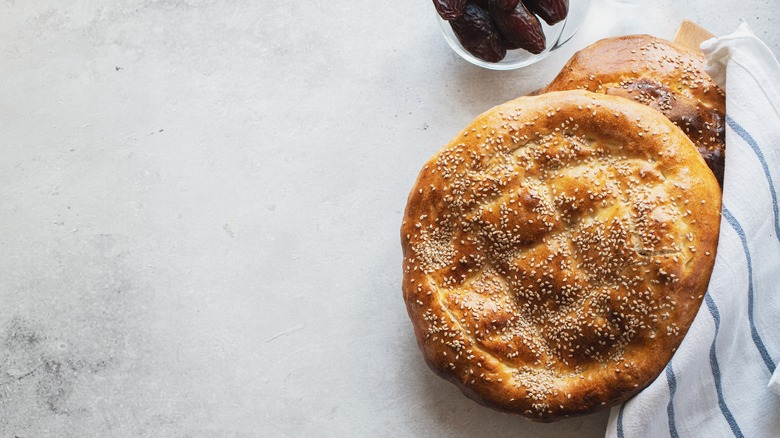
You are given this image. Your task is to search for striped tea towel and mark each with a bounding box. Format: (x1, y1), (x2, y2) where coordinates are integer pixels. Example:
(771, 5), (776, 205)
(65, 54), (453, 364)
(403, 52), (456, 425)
(605, 23), (780, 438)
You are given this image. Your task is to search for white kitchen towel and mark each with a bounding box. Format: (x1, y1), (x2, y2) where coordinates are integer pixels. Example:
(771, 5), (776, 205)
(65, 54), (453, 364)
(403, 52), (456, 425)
(605, 23), (780, 438)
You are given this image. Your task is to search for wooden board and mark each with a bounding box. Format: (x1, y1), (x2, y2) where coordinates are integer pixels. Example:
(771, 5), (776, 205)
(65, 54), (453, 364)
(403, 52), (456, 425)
(674, 19), (715, 52)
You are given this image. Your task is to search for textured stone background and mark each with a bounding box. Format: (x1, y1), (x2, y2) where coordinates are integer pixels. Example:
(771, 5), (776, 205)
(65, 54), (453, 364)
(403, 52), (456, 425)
(0, 1), (777, 436)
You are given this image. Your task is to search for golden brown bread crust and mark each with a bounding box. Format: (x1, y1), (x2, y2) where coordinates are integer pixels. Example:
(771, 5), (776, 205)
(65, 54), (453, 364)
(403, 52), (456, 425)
(401, 90), (721, 421)
(543, 35), (726, 185)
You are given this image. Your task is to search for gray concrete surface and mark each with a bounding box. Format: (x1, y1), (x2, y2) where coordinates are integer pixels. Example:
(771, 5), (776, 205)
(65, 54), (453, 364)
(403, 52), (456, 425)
(0, 0), (777, 436)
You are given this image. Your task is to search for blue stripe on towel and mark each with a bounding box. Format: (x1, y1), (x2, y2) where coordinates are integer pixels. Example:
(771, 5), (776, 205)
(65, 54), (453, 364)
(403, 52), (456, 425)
(665, 362), (679, 438)
(726, 115), (780, 242)
(704, 294), (744, 438)
(722, 206), (777, 373)
(617, 402), (626, 438)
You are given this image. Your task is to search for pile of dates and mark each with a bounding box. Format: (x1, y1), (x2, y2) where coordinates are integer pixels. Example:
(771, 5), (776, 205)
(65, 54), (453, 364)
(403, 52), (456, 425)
(434, 0), (569, 62)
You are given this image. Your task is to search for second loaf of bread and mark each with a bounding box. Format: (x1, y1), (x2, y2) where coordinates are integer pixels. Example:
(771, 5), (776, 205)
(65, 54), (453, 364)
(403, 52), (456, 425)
(543, 35), (726, 185)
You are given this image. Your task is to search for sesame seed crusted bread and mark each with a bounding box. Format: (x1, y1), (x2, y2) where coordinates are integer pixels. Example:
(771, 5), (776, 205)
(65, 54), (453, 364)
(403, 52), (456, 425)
(400, 90), (721, 421)
(542, 35), (726, 185)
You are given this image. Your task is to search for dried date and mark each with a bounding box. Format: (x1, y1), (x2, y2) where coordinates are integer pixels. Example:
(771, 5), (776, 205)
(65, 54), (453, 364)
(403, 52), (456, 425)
(433, 0), (468, 20)
(489, 2), (546, 53)
(493, 0), (520, 10)
(450, 3), (507, 62)
(522, 0), (568, 25)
